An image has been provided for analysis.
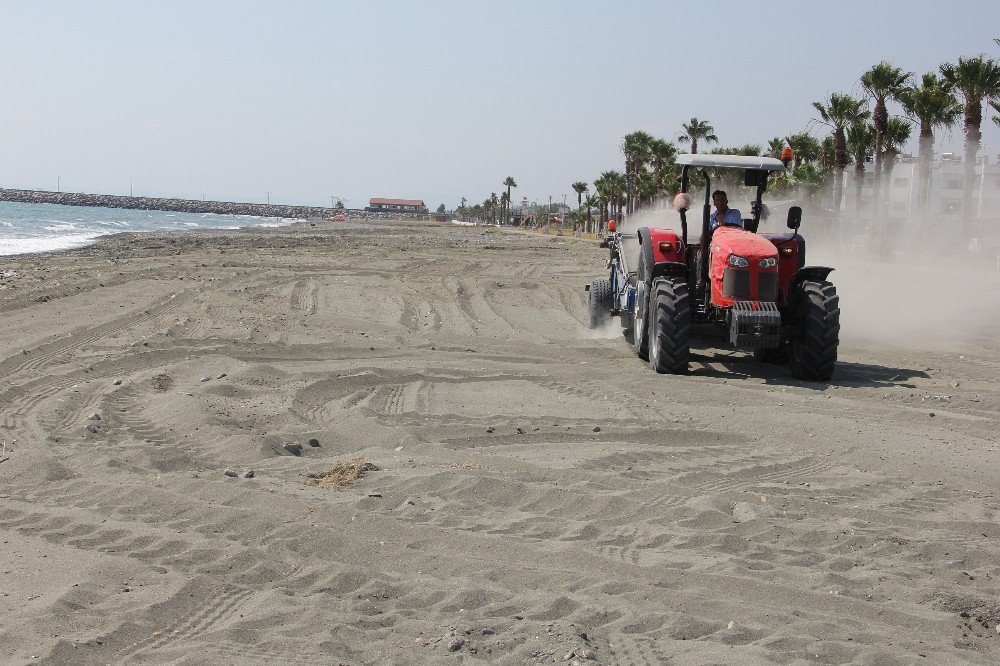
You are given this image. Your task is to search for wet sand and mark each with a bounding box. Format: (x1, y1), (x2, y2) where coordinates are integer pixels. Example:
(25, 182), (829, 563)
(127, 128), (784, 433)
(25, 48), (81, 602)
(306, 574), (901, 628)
(1, 218), (999, 664)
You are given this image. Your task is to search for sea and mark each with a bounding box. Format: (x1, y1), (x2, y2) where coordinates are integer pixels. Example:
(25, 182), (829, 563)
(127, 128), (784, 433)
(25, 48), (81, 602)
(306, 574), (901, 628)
(0, 200), (299, 256)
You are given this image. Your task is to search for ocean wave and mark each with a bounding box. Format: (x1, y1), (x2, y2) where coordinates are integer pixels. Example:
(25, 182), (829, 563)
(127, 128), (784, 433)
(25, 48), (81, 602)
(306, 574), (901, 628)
(0, 220), (13, 228)
(0, 231), (105, 256)
(42, 222), (78, 232)
(95, 220), (129, 227)
(254, 218), (300, 227)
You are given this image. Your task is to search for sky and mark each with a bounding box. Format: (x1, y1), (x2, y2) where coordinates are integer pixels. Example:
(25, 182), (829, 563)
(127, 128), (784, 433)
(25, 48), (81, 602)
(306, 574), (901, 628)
(2, 1), (999, 209)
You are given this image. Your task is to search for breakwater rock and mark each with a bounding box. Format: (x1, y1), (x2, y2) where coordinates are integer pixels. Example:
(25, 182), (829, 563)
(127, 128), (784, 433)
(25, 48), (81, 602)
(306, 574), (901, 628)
(0, 188), (336, 219)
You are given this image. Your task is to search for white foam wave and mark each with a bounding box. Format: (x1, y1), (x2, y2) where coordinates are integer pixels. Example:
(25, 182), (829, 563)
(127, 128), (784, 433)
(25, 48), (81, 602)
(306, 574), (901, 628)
(253, 218), (300, 228)
(0, 220), (13, 228)
(0, 232), (105, 256)
(42, 222), (78, 232)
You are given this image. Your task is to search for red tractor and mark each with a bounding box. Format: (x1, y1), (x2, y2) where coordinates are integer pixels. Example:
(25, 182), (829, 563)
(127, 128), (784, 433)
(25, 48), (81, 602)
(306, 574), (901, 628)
(587, 154), (840, 381)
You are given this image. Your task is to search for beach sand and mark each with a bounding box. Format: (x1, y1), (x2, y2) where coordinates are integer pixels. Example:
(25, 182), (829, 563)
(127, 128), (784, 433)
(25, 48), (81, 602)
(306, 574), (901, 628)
(1, 218), (999, 664)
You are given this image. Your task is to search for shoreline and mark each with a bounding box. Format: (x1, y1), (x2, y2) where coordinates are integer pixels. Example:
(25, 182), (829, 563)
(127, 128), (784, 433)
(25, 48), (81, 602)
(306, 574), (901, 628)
(0, 201), (311, 259)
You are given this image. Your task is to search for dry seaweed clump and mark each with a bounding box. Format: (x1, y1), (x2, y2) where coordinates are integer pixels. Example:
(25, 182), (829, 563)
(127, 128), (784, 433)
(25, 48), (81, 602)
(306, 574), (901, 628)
(306, 457), (379, 488)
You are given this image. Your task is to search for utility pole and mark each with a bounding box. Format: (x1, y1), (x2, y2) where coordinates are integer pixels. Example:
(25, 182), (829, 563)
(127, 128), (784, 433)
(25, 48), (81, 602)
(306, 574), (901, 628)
(130, 181), (133, 197)
(57, 176), (60, 193)
(266, 191), (270, 205)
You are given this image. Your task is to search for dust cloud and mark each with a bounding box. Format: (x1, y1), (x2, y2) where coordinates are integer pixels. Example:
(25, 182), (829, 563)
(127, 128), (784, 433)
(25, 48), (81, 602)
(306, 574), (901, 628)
(807, 238), (1000, 350)
(581, 317), (623, 340)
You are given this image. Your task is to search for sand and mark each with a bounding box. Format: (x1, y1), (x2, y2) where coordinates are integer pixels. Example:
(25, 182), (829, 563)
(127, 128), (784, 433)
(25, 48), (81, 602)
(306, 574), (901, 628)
(1, 218), (999, 664)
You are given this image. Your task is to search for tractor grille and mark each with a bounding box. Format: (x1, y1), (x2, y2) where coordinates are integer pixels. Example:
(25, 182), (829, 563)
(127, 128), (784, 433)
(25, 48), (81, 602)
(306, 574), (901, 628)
(722, 269), (750, 299)
(729, 301), (782, 349)
(757, 272), (778, 301)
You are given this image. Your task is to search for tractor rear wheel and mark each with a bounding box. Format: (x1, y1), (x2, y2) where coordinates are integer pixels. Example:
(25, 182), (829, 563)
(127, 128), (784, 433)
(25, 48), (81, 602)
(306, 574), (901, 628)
(587, 278), (613, 329)
(632, 281), (649, 359)
(649, 277), (691, 374)
(789, 280), (839, 381)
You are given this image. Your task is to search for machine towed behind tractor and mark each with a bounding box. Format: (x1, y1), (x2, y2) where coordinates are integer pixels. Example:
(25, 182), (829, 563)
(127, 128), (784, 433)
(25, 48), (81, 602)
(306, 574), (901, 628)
(586, 154), (840, 381)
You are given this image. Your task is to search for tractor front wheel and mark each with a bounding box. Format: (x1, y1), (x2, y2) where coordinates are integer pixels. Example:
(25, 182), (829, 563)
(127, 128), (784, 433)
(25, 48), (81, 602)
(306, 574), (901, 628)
(789, 280), (840, 381)
(587, 278), (612, 329)
(648, 277), (691, 374)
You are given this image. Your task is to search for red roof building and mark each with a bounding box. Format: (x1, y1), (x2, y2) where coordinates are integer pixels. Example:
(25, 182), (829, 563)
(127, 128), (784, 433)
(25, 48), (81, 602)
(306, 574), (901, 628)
(366, 198), (427, 213)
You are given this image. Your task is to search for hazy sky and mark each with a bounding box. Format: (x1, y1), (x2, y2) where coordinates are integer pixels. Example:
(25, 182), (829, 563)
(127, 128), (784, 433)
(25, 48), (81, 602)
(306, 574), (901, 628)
(3, 1), (999, 209)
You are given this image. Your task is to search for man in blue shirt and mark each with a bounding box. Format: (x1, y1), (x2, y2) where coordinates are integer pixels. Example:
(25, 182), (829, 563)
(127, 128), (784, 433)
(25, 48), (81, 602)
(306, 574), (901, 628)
(710, 190), (743, 231)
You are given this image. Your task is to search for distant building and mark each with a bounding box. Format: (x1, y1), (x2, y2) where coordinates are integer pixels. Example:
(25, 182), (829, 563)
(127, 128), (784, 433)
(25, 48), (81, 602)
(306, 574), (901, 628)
(366, 197), (427, 213)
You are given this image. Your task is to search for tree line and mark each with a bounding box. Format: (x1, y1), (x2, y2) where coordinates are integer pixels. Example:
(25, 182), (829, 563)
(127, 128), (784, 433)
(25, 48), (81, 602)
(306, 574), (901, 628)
(459, 43), (1000, 236)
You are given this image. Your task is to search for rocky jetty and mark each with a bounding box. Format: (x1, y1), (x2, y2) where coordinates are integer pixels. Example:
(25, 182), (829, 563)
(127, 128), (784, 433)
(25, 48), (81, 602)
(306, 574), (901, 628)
(0, 188), (336, 219)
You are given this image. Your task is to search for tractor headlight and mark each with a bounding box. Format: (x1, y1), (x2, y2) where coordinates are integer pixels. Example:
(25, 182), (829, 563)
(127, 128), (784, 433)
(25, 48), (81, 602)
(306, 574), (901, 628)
(758, 257), (777, 269)
(727, 254), (749, 268)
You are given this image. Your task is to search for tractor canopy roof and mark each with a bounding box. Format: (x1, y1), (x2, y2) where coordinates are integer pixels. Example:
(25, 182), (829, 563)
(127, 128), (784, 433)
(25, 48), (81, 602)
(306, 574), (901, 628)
(676, 154), (785, 172)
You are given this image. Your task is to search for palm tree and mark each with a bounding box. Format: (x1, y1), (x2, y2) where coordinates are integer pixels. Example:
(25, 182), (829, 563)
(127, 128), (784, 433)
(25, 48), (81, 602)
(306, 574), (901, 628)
(874, 116), (913, 251)
(596, 171), (626, 225)
(813, 93), (869, 212)
(819, 136), (837, 171)
(992, 99), (1000, 127)
(582, 193), (598, 233)
(622, 131), (653, 215)
(677, 117), (718, 154)
(940, 55), (1000, 227)
(488, 192), (499, 225)
(610, 171), (627, 222)
(502, 176), (517, 226)
(647, 138), (677, 203)
(881, 116), (913, 185)
(637, 169), (658, 209)
(861, 62), (912, 213)
(898, 72), (961, 219)
(767, 137), (785, 159)
(571, 182), (588, 231)
(593, 174), (610, 230)
(846, 120), (875, 217)
(784, 131), (822, 169)
(571, 181), (588, 210)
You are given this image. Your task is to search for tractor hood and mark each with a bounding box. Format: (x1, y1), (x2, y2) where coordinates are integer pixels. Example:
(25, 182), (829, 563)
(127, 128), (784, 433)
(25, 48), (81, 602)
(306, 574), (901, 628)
(711, 226), (778, 262)
(710, 227), (780, 307)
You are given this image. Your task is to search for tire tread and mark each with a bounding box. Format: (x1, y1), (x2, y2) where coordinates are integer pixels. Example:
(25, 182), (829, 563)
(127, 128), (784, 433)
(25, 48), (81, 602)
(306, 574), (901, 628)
(789, 280), (839, 381)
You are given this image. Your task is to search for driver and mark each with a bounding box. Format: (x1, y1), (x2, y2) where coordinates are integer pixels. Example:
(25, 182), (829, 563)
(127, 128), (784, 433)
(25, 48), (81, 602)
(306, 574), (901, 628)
(710, 190), (743, 231)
